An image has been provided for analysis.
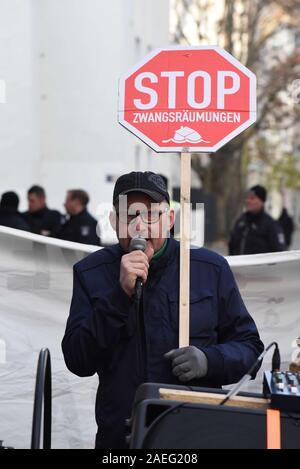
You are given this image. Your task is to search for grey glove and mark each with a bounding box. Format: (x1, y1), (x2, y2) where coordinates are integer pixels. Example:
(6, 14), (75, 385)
(164, 346), (208, 382)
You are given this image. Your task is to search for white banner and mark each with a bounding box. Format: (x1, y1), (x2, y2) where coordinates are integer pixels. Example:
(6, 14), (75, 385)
(0, 226), (300, 448)
(0, 227), (98, 449)
(230, 257), (300, 394)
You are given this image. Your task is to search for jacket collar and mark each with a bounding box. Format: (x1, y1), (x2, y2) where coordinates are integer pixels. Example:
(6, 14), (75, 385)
(70, 208), (87, 219)
(245, 209), (264, 221)
(149, 236), (178, 275)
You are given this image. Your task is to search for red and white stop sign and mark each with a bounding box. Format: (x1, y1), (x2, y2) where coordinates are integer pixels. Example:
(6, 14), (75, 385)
(118, 46), (256, 152)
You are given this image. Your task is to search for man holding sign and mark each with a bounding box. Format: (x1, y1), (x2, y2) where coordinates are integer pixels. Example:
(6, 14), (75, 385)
(62, 171), (263, 449)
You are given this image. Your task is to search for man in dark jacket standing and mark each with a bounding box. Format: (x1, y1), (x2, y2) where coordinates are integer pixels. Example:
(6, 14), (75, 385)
(23, 185), (63, 236)
(278, 208), (294, 248)
(229, 185), (286, 255)
(54, 189), (100, 245)
(62, 171), (263, 449)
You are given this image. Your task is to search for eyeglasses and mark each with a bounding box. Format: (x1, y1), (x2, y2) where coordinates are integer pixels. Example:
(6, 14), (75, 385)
(116, 207), (169, 224)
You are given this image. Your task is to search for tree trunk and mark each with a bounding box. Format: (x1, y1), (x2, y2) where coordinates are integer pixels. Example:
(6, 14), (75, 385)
(202, 143), (245, 239)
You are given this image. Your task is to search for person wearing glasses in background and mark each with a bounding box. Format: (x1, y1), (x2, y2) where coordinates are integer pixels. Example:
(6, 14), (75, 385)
(62, 171), (263, 449)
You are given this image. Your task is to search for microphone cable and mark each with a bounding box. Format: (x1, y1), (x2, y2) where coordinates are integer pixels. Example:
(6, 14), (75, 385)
(219, 342), (280, 406)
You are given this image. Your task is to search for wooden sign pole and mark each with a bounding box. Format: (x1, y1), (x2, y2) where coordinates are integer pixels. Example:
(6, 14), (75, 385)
(179, 152), (191, 347)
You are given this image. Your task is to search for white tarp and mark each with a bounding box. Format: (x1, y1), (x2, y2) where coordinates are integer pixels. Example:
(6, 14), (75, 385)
(230, 257), (300, 394)
(0, 227), (98, 449)
(0, 225), (300, 448)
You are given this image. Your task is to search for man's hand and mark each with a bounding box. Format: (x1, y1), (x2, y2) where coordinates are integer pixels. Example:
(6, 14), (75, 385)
(120, 243), (154, 297)
(164, 346), (208, 382)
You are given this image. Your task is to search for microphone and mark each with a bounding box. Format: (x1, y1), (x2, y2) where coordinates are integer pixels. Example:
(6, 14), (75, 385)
(129, 236), (147, 301)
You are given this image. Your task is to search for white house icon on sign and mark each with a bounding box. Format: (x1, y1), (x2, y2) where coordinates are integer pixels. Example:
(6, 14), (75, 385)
(162, 126), (210, 144)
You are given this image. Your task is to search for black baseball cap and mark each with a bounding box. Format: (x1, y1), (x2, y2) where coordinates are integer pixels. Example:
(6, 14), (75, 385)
(113, 171), (170, 206)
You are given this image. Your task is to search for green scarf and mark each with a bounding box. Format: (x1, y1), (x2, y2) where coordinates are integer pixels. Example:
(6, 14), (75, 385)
(152, 239), (168, 261)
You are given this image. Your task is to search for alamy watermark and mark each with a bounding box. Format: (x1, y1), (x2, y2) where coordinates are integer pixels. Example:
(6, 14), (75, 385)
(95, 197), (205, 247)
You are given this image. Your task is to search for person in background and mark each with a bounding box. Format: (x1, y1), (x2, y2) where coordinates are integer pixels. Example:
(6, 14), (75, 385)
(22, 185), (64, 236)
(278, 207), (294, 249)
(54, 189), (100, 245)
(229, 185), (286, 255)
(0, 191), (30, 231)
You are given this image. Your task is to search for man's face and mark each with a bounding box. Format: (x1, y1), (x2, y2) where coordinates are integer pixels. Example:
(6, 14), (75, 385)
(111, 192), (174, 253)
(64, 193), (78, 216)
(28, 193), (45, 213)
(245, 191), (264, 214)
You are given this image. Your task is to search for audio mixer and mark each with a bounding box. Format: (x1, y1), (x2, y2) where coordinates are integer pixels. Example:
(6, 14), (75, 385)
(263, 371), (300, 412)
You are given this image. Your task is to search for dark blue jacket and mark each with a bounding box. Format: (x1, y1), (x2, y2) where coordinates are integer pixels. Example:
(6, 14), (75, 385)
(54, 209), (100, 246)
(22, 206), (63, 236)
(229, 210), (286, 255)
(62, 237), (263, 448)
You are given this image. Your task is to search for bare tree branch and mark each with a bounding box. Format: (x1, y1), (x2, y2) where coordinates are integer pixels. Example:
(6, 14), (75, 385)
(171, 0), (300, 238)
